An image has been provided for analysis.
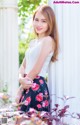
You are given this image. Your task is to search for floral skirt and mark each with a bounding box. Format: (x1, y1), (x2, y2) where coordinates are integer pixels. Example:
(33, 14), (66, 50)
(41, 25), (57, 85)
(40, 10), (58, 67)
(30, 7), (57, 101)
(18, 76), (50, 113)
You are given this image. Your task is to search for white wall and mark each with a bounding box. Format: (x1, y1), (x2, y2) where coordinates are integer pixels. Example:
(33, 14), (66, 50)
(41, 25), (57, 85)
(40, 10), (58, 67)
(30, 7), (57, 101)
(0, 0), (19, 100)
(48, 0), (80, 115)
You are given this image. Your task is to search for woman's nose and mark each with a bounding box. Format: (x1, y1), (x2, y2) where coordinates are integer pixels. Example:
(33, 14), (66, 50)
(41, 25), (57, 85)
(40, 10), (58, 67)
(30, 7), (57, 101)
(37, 21), (42, 26)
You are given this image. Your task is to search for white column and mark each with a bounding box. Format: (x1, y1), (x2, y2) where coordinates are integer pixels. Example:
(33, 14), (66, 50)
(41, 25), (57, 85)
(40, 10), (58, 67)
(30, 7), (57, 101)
(48, 0), (80, 116)
(0, 0), (19, 100)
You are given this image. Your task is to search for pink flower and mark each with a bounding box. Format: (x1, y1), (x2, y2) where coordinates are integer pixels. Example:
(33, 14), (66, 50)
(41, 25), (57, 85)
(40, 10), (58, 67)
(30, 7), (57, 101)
(45, 90), (48, 95)
(39, 79), (44, 84)
(24, 97), (31, 106)
(36, 93), (43, 102)
(37, 104), (42, 109)
(26, 89), (29, 94)
(42, 100), (49, 107)
(36, 76), (40, 79)
(31, 83), (40, 91)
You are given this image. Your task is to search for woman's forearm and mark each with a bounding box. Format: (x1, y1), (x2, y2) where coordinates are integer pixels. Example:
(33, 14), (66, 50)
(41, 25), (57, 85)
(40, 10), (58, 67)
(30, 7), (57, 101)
(27, 68), (39, 81)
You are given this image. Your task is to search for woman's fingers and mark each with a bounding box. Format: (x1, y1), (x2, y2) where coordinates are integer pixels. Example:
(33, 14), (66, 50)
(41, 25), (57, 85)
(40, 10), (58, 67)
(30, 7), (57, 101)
(19, 76), (33, 89)
(22, 82), (32, 89)
(24, 75), (33, 83)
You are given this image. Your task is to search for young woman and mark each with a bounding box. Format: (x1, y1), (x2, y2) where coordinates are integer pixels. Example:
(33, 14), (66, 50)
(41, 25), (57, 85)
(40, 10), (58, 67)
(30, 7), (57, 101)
(15, 4), (59, 113)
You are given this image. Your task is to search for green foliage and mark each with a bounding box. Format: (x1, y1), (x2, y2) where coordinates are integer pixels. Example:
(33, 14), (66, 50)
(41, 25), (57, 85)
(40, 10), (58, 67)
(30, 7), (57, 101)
(18, 0), (48, 31)
(18, 0), (40, 27)
(18, 0), (48, 65)
(0, 84), (8, 93)
(19, 32), (36, 65)
(18, 0), (47, 20)
(19, 41), (27, 65)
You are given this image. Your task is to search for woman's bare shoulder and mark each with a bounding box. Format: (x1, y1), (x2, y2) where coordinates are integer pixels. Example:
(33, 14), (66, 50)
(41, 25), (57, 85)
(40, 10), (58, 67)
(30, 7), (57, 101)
(42, 36), (55, 51)
(43, 36), (54, 44)
(29, 39), (36, 47)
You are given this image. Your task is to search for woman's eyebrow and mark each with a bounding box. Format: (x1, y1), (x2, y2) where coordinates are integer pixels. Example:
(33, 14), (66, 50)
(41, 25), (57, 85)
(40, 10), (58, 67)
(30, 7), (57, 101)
(34, 17), (46, 21)
(41, 19), (46, 21)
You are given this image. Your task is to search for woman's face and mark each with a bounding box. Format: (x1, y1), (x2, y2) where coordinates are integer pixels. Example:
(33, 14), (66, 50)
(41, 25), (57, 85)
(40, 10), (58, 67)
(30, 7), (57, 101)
(33, 11), (48, 38)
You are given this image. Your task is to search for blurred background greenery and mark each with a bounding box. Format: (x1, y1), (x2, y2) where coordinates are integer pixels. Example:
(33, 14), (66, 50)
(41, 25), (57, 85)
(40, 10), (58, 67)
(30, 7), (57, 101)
(18, 0), (47, 65)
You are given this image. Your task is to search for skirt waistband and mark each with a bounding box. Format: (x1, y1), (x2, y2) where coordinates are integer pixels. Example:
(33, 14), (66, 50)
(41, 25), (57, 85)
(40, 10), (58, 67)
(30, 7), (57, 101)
(24, 74), (46, 81)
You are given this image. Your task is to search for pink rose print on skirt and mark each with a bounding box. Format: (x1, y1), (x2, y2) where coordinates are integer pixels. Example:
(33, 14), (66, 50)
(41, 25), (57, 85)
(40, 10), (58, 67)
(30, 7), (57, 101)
(36, 93), (43, 102)
(18, 76), (50, 112)
(42, 100), (49, 107)
(26, 89), (29, 94)
(45, 90), (48, 95)
(37, 104), (42, 109)
(24, 97), (31, 106)
(31, 83), (40, 91)
(36, 76), (40, 79)
(39, 79), (44, 84)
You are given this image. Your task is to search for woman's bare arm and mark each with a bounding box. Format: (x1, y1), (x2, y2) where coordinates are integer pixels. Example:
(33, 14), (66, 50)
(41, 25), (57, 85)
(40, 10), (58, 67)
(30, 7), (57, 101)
(19, 57), (33, 89)
(19, 58), (26, 78)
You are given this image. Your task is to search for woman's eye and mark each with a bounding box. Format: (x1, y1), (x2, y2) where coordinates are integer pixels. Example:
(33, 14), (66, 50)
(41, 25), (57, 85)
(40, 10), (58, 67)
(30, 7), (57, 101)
(34, 18), (47, 23)
(34, 18), (38, 21)
(42, 20), (46, 23)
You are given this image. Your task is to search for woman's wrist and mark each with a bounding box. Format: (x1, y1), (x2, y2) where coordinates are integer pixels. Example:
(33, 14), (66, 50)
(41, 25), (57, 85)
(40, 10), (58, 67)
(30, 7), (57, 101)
(26, 75), (33, 83)
(19, 76), (24, 85)
(19, 74), (23, 79)
(19, 75), (33, 86)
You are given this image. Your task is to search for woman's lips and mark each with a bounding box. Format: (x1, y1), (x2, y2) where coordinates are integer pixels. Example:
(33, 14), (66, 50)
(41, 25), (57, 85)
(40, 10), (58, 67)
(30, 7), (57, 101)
(36, 27), (43, 31)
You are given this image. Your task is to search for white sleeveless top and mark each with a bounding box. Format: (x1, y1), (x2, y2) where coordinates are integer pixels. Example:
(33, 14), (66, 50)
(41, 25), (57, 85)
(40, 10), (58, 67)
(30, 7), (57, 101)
(25, 39), (54, 77)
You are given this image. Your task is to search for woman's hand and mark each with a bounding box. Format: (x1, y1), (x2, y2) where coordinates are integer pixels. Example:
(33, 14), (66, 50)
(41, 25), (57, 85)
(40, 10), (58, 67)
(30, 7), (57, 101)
(19, 76), (33, 89)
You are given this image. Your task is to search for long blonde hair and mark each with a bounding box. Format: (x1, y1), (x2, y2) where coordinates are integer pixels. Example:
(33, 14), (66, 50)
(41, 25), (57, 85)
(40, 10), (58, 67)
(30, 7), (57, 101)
(33, 5), (59, 62)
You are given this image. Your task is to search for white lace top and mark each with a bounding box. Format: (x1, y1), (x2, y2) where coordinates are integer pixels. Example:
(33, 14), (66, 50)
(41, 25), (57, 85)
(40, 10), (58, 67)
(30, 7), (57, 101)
(25, 39), (54, 77)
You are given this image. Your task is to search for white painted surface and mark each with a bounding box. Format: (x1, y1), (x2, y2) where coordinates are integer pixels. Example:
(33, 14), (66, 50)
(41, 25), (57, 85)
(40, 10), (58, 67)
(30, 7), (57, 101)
(0, 0), (19, 100)
(48, 0), (80, 114)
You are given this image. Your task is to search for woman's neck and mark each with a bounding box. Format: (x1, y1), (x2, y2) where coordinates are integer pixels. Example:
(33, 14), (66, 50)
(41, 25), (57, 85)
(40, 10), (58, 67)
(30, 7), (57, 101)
(38, 34), (46, 39)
